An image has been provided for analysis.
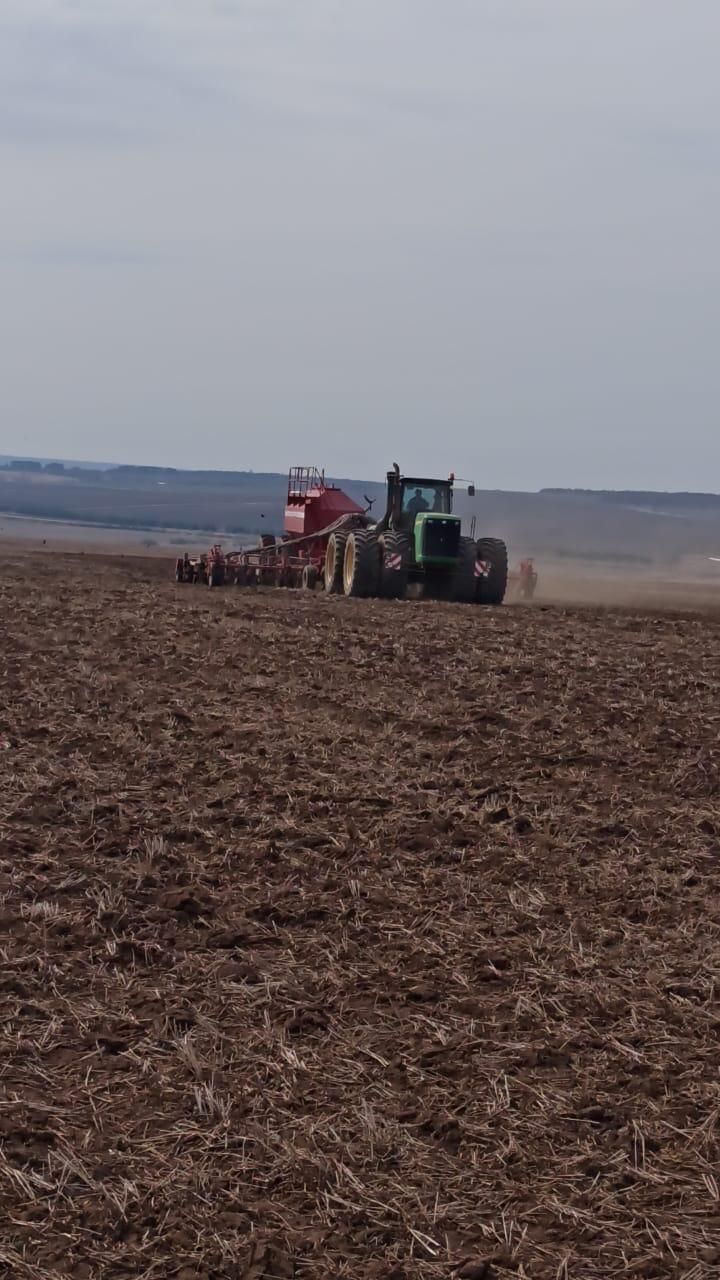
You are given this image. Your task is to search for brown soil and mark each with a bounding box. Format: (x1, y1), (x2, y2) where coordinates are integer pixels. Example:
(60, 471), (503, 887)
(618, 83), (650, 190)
(1, 550), (719, 1279)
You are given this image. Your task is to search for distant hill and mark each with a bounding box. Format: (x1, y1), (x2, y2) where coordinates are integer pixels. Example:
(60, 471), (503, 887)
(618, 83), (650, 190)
(0, 455), (115, 471)
(1, 458), (719, 563)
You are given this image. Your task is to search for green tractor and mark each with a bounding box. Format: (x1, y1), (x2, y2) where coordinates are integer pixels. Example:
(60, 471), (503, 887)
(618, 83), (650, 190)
(326, 464), (508, 603)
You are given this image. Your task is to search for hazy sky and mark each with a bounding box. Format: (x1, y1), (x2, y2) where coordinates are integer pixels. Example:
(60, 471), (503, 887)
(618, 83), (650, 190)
(2, 1), (720, 488)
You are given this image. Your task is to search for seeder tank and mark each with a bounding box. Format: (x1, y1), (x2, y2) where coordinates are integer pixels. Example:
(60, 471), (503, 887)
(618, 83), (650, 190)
(284, 467), (364, 538)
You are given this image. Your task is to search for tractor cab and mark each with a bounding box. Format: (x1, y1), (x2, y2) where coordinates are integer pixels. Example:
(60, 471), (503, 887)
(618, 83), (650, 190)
(381, 465), (474, 569)
(397, 479), (452, 525)
(384, 468), (453, 528)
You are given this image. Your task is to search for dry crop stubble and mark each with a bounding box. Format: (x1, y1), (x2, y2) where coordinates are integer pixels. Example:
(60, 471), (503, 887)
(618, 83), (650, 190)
(0, 550), (719, 1279)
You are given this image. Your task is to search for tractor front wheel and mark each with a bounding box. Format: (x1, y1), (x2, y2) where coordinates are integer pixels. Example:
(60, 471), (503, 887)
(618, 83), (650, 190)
(343, 530), (379, 597)
(379, 532), (410, 599)
(301, 564), (318, 591)
(453, 536), (477, 603)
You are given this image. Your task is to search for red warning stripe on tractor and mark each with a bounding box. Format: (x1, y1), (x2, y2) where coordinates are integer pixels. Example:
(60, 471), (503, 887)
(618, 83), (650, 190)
(385, 553), (403, 571)
(474, 559), (490, 578)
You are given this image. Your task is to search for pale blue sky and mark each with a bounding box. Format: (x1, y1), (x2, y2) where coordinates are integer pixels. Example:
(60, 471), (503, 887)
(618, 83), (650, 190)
(2, 0), (720, 488)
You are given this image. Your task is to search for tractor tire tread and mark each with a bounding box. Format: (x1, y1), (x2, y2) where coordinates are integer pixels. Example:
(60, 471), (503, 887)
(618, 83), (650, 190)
(453, 535), (477, 603)
(380, 531), (410, 599)
(475, 536), (508, 605)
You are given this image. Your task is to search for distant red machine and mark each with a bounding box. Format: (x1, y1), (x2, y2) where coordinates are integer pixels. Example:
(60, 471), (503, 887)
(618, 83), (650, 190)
(175, 466), (368, 590)
(508, 558), (538, 599)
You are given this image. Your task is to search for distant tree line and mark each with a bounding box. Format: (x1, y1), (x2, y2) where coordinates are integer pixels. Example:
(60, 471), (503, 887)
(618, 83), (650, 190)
(1, 460), (107, 481)
(0, 460), (288, 490)
(541, 488), (720, 509)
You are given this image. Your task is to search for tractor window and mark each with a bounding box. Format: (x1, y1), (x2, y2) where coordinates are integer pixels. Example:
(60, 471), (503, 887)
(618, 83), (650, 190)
(402, 485), (450, 517)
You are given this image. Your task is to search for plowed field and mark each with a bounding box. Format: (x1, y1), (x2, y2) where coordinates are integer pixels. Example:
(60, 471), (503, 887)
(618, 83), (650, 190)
(1, 551), (719, 1280)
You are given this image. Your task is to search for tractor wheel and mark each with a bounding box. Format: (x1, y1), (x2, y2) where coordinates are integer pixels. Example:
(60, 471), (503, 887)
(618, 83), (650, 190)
(208, 564), (224, 589)
(174, 560), (184, 583)
(475, 537), (508, 605)
(301, 564), (318, 591)
(343, 529), (379, 598)
(379, 531), (410, 599)
(324, 532), (347, 594)
(453, 536), (477, 603)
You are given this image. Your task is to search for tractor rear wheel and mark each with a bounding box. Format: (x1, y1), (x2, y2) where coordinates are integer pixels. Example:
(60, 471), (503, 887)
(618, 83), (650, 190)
(324, 532), (347, 594)
(380, 531), (410, 599)
(208, 564), (224, 589)
(343, 530), (379, 597)
(475, 537), (508, 605)
(453, 536), (477, 603)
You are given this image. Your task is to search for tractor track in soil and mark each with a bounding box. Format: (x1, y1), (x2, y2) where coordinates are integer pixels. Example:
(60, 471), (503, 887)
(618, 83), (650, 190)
(1, 551), (719, 1279)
